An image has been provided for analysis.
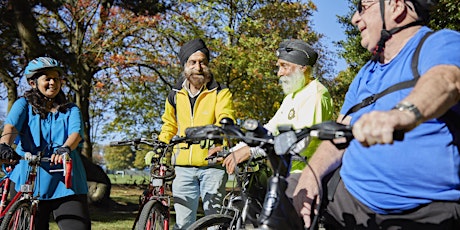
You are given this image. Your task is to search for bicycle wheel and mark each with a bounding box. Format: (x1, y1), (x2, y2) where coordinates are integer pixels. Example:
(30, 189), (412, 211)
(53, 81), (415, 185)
(137, 200), (169, 230)
(187, 214), (234, 230)
(0, 199), (33, 230)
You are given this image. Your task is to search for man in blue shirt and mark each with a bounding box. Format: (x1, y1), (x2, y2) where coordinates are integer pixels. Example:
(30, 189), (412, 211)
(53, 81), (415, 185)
(293, 0), (460, 229)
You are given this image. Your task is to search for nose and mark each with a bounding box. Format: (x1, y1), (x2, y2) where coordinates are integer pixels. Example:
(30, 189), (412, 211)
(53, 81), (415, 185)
(193, 62), (203, 71)
(351, 11), (360, 26)
(277, 68), (284, 77)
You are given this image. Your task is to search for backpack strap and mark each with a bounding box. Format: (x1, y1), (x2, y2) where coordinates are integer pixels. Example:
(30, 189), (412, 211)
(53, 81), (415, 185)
(167, 90), (178, 110)
(342, 31), (434, 120)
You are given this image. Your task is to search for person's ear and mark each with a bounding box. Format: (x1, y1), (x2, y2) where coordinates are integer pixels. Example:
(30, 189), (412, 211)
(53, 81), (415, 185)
(300, 65), (308, 73)
(29, 79), (36, 88)
(392, 0), (408, 22)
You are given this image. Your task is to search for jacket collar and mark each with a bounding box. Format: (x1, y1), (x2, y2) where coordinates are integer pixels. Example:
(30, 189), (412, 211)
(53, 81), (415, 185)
(173, 75), (218, 91)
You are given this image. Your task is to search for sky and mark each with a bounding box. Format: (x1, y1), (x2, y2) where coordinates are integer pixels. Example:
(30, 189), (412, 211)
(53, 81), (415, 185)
(311, 0), (350, 73)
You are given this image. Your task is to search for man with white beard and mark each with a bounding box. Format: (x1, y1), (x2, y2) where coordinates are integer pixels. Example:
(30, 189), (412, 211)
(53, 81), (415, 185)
(211, 39), (333, 175)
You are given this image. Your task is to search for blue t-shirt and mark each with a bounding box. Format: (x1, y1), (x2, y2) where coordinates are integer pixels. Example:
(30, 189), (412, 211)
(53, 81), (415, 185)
(5, 97), (88, 200)
(340, 27), (460, 214)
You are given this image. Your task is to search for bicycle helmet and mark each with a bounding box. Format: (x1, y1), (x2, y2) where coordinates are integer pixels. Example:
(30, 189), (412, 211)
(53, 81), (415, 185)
(24, 57), (63, 80)
(371, 0), (438, 61)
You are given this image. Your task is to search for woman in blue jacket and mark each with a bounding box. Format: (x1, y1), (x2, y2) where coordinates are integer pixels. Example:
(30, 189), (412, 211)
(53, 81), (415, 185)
(0, 57), (90, 229)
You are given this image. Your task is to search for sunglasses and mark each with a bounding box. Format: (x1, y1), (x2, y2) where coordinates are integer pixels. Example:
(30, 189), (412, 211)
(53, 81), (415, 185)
(357, 0), (379, 15)
(276, 47), (310, 59)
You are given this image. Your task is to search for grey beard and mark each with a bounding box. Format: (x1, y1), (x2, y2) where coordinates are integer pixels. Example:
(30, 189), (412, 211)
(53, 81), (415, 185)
(279, 71), (305, 95)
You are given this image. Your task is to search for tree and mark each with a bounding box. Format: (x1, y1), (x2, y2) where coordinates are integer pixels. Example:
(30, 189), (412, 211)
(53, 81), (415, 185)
(0, 0), (172, 159)
(103, 145), (134, 170)
(101, 0), (334, 141)
(0, 0), (172, 204)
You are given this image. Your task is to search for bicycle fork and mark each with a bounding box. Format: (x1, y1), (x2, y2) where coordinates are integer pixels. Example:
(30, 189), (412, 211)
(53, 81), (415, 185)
(258, 176), (304, 230)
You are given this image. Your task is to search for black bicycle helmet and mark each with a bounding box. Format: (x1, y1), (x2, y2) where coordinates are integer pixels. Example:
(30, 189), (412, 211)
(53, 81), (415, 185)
(24, 57), (63, 80)
(371, 0), (438, 61)
(409, 0), (438, 23)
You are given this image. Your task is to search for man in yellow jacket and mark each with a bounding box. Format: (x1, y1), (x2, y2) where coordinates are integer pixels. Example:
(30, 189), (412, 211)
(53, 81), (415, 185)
(157, 38), (235, 229)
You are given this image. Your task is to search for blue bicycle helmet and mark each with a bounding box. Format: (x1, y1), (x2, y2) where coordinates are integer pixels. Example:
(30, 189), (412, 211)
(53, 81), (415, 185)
(24, 57), (63, 80)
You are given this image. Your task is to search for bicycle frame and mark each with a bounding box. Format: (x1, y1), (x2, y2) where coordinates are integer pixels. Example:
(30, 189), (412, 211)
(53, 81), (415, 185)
(139, 162), (171, 229)
(0, 151), (72, 229)
(219, 162), (266, 229)
(0, 166), (13, 216)
(110, 137), (174, 230)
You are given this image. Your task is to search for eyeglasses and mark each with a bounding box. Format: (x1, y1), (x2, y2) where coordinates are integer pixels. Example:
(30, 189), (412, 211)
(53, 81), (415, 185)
(276, 47), (310, 59)
(357, 0), (380, 15)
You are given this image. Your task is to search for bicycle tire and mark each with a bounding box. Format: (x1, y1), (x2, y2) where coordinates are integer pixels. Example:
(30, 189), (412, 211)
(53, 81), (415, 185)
(0, 199), (33, 230)
(187, 214), (234, 230)
(137, 200), (169, 230)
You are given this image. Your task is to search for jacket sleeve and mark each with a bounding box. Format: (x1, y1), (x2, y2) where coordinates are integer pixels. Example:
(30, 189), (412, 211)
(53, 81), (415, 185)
(158, 99), (178, 144)
(315, 87), (334, 124)
(214, 88), (235, 125)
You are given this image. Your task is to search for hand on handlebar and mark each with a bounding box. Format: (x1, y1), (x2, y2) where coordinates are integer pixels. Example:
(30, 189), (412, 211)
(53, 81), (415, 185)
(222, 146), (251, 174)
(0, 143), (21, 164)
(51, 146), (71, 165)
(207, 146), (224, 160)
(353, 110), (408, 147)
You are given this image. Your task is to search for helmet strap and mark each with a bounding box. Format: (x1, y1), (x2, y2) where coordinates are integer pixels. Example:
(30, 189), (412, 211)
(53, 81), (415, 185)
(371, 0), (424, 62)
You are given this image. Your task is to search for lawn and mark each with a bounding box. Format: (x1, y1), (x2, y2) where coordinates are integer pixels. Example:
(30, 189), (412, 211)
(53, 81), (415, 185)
(48, 173), (236, 229)
(50, 184), (142, 230)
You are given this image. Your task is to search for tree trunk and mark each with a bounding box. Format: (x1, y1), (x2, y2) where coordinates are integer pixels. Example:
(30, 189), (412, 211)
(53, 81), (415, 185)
(0, 70), (17, 112)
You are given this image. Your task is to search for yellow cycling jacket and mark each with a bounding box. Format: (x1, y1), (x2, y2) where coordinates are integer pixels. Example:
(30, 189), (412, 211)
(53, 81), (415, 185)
(158, 77), (235, 167)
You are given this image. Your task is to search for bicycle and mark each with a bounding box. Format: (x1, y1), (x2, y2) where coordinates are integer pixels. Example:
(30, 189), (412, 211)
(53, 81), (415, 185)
(109, 137), (175, 230)
(187, 145), (271, 230)
(0, 151), (72, 230)
(175, 118), (356, 230)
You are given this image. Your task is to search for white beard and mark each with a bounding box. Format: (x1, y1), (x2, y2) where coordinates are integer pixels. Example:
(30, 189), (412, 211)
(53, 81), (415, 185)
(279, 69), (305, 95)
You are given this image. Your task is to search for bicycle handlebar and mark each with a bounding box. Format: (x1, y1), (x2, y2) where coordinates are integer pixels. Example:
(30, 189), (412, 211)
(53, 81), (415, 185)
(174, 119), (405, 154)
(23, 152), (73, 189)
(109, 137), (163, 148)
(172, 120), (357, 154)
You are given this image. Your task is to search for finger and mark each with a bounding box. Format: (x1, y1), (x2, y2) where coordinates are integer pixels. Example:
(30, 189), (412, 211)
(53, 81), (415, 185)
(381, 126), (395, 144)
(227, 165), (234, 174)
(300, 206), (311, 228)
(314, 195), (321, 215)
(50, 154), (56, 165)
(223, 157), (229, 167)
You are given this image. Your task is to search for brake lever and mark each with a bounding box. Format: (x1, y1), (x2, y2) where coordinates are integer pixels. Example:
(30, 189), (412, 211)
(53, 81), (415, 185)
(204, 148), (231, 160)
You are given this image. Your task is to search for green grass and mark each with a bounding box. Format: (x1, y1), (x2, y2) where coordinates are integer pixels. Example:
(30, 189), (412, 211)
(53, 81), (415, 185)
(50, 184), (141, 230)
(47, 174), (236, 229)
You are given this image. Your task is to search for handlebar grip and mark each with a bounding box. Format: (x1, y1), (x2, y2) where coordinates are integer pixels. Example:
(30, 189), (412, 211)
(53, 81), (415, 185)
(109, 138), (144, 146)
(393, 130), (405, 141)
(65, 159), (72, 189)
(109, 141), (124, 146)
(205, 148), (231, 160)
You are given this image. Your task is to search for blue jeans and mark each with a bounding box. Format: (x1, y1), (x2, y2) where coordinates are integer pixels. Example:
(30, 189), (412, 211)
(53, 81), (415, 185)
(172, 166), (228, 230)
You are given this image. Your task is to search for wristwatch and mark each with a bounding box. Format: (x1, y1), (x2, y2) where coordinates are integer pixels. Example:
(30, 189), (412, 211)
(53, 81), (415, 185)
(392, 101), (424, 127)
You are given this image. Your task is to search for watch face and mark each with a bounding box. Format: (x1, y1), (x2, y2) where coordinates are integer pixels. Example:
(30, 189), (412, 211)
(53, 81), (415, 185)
(393, 102), (423, 124)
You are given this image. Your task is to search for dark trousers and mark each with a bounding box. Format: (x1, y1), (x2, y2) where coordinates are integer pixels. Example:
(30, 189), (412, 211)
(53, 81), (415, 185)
(323, 180), (460, 230)
(36, 194), (91, 230)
